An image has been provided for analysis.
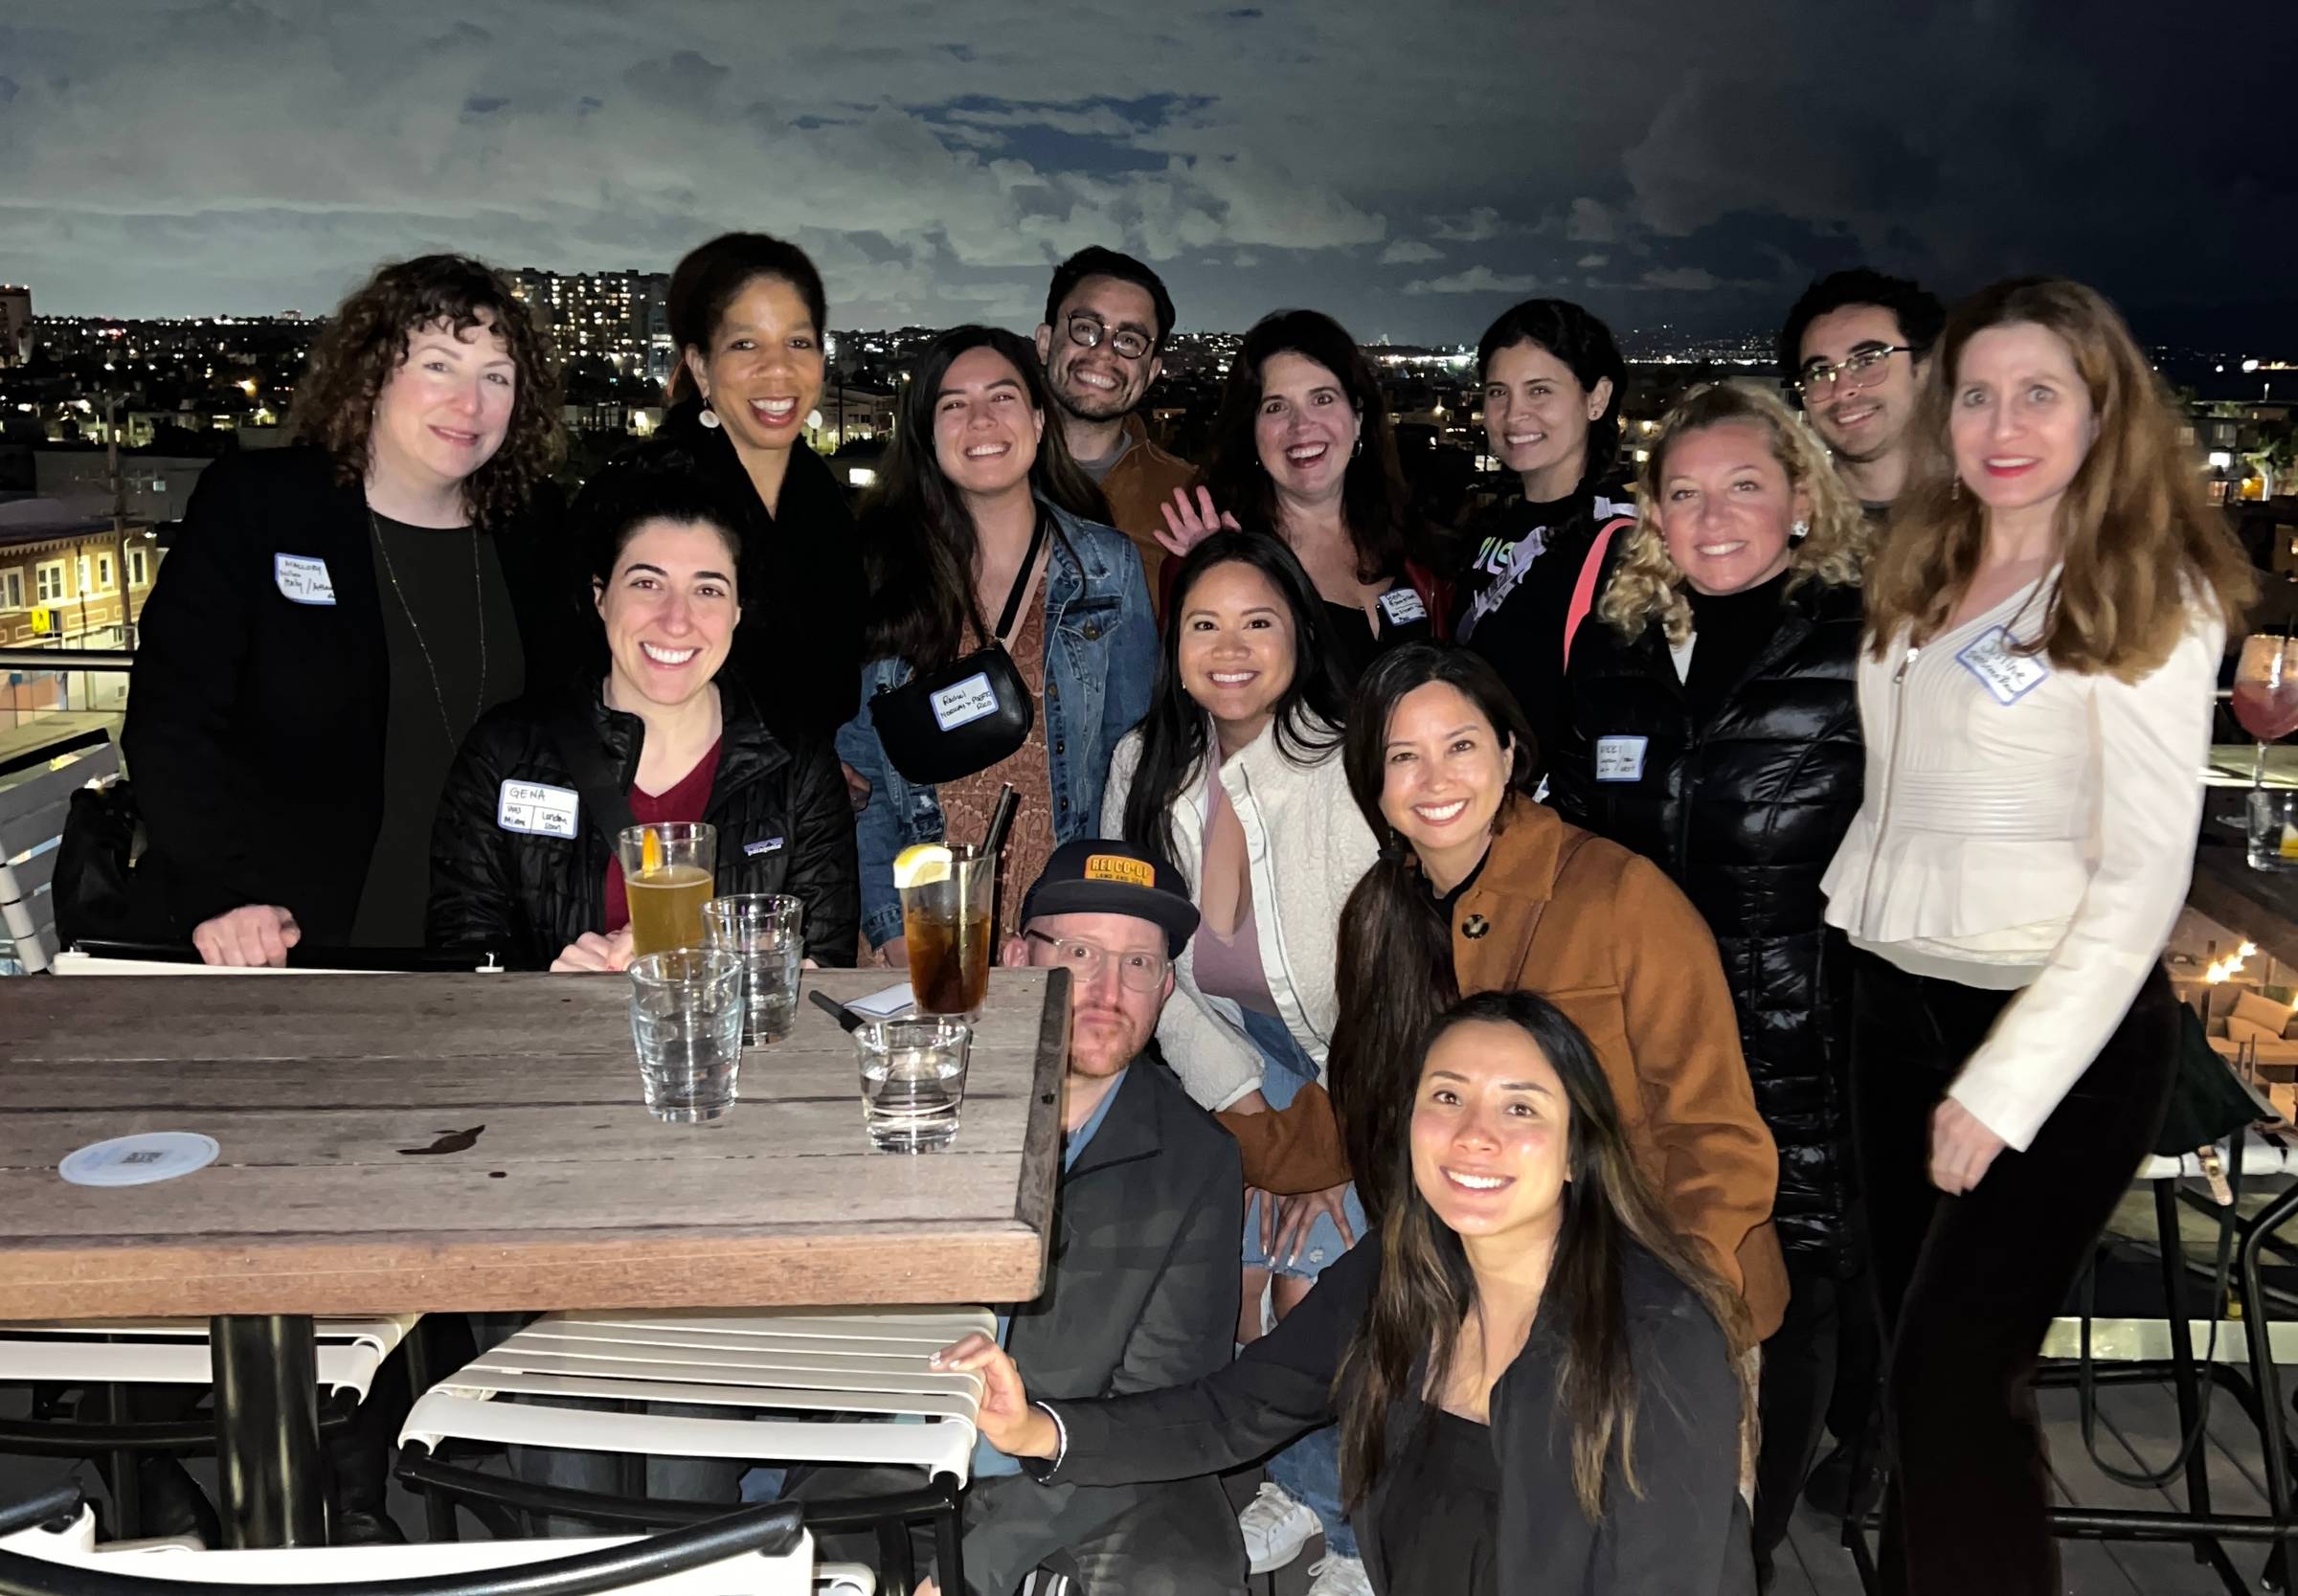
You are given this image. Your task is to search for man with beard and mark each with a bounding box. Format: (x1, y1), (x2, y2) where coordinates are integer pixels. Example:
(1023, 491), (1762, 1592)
(1034, 248), (1195, 598)
(807, 840), (1247, 1595)
(1780, 269), (1947, 517)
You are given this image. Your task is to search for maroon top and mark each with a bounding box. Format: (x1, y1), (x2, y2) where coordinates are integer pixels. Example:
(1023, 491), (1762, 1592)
(603, 738), (720, 933)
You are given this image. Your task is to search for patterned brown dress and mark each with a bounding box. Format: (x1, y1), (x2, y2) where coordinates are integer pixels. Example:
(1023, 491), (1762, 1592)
(936, 582), (1055, 946)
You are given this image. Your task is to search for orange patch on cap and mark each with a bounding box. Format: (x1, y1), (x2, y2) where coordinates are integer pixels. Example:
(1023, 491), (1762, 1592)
(1083, 854), (1155, 888)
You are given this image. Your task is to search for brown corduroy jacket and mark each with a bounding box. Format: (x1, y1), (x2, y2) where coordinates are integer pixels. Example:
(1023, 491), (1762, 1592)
(1453, 798), (1791, 1338)
(1093, 413), (1195, 611)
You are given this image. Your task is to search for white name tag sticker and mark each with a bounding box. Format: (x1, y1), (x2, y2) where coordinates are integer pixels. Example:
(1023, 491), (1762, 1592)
(497, 779), (580, 839)
(1954, 627), (2050, 706)
(745, 836), (784, 857)
(930, 671), (1001, 732)
(274, 553), (336, 605)
(1377, 586), (1428, 626)
(1594, 735), (1648, 782)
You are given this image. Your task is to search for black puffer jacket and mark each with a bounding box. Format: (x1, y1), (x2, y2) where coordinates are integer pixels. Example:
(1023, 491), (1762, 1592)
(1550, 577), (1864, 1268)
(426, 680), (859, 969)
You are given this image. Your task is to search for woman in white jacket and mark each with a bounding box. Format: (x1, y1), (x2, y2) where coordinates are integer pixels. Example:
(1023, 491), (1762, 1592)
(1106, 530), (1378, 1583)
(1822, 278), (2253, 1596)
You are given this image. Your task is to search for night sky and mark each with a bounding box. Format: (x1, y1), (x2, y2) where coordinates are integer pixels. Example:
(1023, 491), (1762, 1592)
(4, 0), (2292, 347)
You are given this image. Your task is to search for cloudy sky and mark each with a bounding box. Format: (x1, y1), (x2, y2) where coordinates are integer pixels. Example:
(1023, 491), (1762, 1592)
(3, 0), (2291, 346)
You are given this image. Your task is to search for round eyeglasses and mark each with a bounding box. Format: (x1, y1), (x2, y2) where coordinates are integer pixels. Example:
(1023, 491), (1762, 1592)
(1795, 344), (1912, 401)
(1066, 313), (1154, 363)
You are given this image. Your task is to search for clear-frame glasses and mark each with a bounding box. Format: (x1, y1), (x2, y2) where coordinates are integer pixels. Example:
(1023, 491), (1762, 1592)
(1025, 930), (1169, 991)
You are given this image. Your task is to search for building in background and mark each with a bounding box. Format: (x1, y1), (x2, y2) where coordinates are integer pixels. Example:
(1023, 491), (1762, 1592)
(507, 268), (671, 365)
(0, 286), (30, 369)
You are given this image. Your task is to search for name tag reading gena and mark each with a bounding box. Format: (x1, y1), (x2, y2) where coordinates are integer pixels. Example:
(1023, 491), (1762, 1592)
(498, 779), (580, 839)
(931, 671), (1001, 731)
(1954, 627), (2050, 706)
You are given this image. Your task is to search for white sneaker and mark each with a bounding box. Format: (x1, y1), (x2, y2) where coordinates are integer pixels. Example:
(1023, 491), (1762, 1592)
(1305, 1552), (1374, 1596)
(1238, 1480), (1320, 1574)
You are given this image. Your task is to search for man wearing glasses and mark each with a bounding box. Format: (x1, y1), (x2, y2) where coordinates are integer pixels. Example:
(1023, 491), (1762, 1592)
(810, 838), (1247, 1592)
(1779, 269), (1947, 516)
(1035, 248), (1196, 598)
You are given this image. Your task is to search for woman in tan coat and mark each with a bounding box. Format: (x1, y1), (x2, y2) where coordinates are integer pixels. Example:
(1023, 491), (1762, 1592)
(1329, 643), (1789, 1339)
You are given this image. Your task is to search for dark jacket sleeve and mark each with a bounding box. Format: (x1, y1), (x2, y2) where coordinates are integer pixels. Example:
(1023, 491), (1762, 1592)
(785, 736), (861, 967)
(1545, 651), (1599, 826)
(1037, 1231), (1372, 1487)
(424, 716), (532, 962)
(122, 458), (264, 933)
(1108, 1126), (1243, 1395)
(1586, 1301), (1750, 1595)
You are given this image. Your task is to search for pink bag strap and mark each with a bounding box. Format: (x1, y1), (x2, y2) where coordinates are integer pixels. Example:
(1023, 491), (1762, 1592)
(1563, 515), (1635, 670)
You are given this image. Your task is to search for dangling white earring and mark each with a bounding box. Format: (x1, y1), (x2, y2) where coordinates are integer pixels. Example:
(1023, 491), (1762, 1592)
(1791, 519), (1810, 540)
(807, 409), (824, 431)
(699, 402), (721, 431)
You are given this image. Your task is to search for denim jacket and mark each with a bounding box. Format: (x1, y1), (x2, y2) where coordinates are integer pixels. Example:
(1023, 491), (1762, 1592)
(835, 504), (1159, 948)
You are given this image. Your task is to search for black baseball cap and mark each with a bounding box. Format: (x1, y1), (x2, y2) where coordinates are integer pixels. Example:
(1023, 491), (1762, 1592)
(1020, 839), (1200, 956)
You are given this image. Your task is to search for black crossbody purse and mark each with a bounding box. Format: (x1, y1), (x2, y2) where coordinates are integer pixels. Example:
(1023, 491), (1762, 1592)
(867, 509), (1049, 786)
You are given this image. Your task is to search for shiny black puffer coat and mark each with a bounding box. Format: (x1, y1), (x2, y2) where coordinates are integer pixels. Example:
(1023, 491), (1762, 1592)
(427, 680), (859, 970)
(1549, 577), (1864, 1268)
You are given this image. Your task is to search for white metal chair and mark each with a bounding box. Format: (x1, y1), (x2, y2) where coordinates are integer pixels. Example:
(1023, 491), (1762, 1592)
(0, 737), (119, 975)
(398, 1308), (993, 1595)
(0, 1498), (824, 1593)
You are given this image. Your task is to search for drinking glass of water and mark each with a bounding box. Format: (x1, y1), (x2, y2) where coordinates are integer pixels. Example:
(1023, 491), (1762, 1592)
(628, 948), (746, 1123)
(703, 893), (804, 1045)
(854, 1017), (973, 1152)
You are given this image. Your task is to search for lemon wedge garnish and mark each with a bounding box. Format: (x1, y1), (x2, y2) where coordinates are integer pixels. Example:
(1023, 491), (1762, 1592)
(641, 827), (663, 875)
(893, 843), (954, 889)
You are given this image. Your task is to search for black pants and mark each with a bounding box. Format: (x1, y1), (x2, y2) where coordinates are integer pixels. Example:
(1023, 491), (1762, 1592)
(1849, 950), (2176, 1596)
(1752, 1249), (1878, 1565)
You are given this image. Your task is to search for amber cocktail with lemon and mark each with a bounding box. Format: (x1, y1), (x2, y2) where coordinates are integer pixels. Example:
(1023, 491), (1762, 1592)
(895, 842), (993, 1015)
(620, 821), (717, 957)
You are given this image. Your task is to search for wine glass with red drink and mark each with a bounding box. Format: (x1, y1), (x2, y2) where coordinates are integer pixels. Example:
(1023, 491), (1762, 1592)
(2235, 633), (2298, 869)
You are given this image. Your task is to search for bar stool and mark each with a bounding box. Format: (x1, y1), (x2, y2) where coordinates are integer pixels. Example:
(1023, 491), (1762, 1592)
(396, 1308), (992, 1596)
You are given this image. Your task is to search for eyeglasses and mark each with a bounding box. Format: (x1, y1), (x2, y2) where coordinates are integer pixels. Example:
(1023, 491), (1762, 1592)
(1025, 930), (1170, 991)
(1066, 313), (1154, 363)
(1795, 344), (1911, 400)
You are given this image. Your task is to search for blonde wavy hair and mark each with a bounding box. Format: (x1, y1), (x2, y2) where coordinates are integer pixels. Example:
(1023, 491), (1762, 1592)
(1599, 381), (1870, 646)
(1862, 277), (2253, 680)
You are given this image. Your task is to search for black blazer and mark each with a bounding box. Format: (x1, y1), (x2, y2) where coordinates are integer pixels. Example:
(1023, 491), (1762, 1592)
(123, 446), (584, 943)
(1037, 1236), (1752, 1596)
(424, 679), (859, 970)
(576, 403), (866, 747)
(961, 1058), (1246, 1595)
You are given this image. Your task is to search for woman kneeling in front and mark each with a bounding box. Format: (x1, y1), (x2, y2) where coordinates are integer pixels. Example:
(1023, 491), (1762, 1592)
(938, 990), (1755, 1596)
(427, 461), (858, 970)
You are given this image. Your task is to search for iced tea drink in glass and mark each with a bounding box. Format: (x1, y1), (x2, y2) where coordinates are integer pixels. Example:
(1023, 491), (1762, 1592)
(619, 822), (717, 956)
(898, 843), (994, 1016)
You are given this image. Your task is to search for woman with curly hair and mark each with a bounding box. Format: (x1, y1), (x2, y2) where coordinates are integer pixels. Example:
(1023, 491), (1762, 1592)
(1822, 279), (2253, 1596)
(124, 254), (579, 961)
(1546, 379), (1871, 1580)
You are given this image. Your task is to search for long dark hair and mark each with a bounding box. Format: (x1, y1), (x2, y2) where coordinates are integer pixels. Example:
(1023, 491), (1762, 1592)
(858, 325), (1109, 666)
(665, 233), (828, 408)
(1204, 310), (1412, 585)
(1329, 644), (1537, 1225)
(1118, 533), (1353, 869)
(1476, 299), (1627, 489)
(1337, 990), (1753, 1518)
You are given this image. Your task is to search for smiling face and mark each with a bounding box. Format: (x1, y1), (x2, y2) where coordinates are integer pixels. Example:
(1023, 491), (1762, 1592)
(684, 275), (825, 457)
(1035, 274), (1163, 425)
(1252, 350), (1360, 503)
(1178, 559), (1297, 747)
(1482, 340), (1608, 491)
(1410, 1018), (1571, 1242)
(368, 315), (515, 501)
(1379, 682), (1515, 879)
(1654, 419), (1807, 596)
(1796, 303), (1923, 468)
(1948, 321), (2099, 524)
(933, 346), (1045, 498)
(596, 518), (742, 709)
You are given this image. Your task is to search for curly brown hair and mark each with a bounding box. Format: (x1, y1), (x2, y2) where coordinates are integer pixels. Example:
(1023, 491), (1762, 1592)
(293, 255), (563, 528)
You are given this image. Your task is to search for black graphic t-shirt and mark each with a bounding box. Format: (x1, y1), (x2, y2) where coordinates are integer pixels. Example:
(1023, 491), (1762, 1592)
(1452, 480), (1636, 778)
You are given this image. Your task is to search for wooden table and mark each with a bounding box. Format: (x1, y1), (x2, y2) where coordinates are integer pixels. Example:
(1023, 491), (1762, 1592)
(0, 968), (1070, 1545)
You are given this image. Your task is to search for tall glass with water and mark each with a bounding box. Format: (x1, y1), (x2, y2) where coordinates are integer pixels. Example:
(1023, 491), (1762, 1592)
(703, 893), (803, 1045)
(628, 948), (745, 1122)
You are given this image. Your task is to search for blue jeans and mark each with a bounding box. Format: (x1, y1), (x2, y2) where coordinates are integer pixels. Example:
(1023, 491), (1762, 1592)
(1233, 1009), (1360, 1560)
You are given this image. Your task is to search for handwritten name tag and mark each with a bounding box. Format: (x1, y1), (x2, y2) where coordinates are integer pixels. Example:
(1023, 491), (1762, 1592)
(1955, 627), (2050, 706)
(274, 554), (336, 605)
(1377, 586), (1429, 626)
(931, 671), (1001, 731)
(497, 780), (580, 839)
(1595, 735), (1648, 782)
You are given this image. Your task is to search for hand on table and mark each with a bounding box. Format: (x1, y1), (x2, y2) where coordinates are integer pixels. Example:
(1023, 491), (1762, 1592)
(192, 905), (300, 968)
(1156, 486), (1242, 558)
(1268, 1180), (1356, 1269)
(550, 928), (634, 974)
(932, 1333), (1058, 1459)
(1929, 1097), (2008, 1194)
